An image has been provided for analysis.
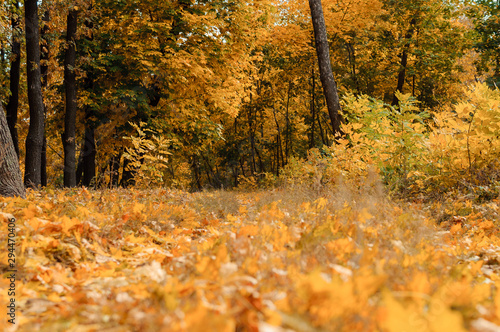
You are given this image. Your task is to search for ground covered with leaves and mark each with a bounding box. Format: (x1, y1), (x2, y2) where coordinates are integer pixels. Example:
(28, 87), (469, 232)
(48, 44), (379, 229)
(1, 181), (500, 331)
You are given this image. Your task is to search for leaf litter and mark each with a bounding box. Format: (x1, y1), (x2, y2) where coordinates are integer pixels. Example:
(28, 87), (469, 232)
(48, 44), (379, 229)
(0, 185), (499, 331)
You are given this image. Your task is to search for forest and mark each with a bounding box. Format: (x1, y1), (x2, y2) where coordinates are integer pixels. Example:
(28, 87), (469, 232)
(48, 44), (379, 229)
(1, 0), (500, 331)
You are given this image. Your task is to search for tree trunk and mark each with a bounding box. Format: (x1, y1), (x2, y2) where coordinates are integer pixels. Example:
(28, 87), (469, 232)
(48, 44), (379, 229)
(308, 0), (343, 137)
(6, 1), (21, 158)
(24, 0), (45, 188)
(76, 140), (84, 185)
(310, 67), (316, 149)
(317, 111), (326, 145)
(391, 18), (416, 106)
(40, 9), (50, 187)
(82, 118), (96, 187)
(0, 105), (25, 198)
(121, 158), (135, 188)
(81, 3), (96, 187)
(285, 82), (291, 163)
(346, 42), (361, 95)
(63, 9), (78, 187)
(1, 41), (4, 63)
(110, 151), (121, 187)
(249, 107), (256, 176)
(191, 155), (202, 190)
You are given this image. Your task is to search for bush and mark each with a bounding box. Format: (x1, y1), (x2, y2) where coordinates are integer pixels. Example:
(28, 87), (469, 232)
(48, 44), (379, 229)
(280, 83), (500, 199)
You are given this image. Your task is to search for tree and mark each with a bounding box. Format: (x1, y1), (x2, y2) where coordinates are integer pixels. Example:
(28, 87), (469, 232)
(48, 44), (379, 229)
(5, 0), (21, 157)
(0, 105), (25, 198)
(308, 0), (343, 136)
(79, 3), (96, 187)
(63, 8), (78, 187)
(24, 0), (45, 188)
(473, 0), (500, 88)
(40, 8), (50, 187)
(379, 0), (468, 108)
(391, 18), (416, 106)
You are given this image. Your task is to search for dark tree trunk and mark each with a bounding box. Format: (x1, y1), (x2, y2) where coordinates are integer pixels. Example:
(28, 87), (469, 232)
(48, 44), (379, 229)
(24, 0), (45, 188)
(41, 136), (47, 187)
(310, 67), (316, 149)
(308, 0), (343, 137)
(120, 158), (134, 187)
(76, 127), (96, 189)
(200, 153), (214, 187)
(81, 3), (96, 187)
(255, 145), (264, 173)
(285, 82), (291, 163)
(392, 18), (416, 107)
(317, 111), (326, 145)
(190, 155), (202, 190)
(82, 118), (96, 187)
(271, 105), (282, 174)
(0, 105), (25, 198)
(6, 1), (21, 158)
(110, 152), (121, 187)
(40, 10), (49, 187)
(76, 140), (84, 185)
(40, 10), (49, 95)
(63, 9), (78, 187)
(248, 107), (256, 175)
(275, 136), (280, 176)
(1, 41), (5, 63)
(346, 42), (361, 95)
(391, 51), (409, 106)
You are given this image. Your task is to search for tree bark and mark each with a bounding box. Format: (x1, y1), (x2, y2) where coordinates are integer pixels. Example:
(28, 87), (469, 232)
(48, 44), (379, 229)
(6, 1), (21, 158)
(63, 9), (78, 187)
(24, 0), (45, 188)
(392, 18), (416, 106)
(285, 82), (291, 163)
(308, 0), (343, 137)
(110, 152), (121, 187)
(40, 9), (50, 187)
(120, 158), (134, 187)
(76, 140), (84, 185)
(310, 67), (316, 149)
(81, 3), (96, 187)
(346, 42), (361, 95)
(0, 105), (25, 198)
(1, 41), (4, 63)
(82, 117), (96, 187)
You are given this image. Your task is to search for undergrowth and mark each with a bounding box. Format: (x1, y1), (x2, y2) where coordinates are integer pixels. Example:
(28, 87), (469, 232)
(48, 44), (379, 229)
(261, 82), (500, 203)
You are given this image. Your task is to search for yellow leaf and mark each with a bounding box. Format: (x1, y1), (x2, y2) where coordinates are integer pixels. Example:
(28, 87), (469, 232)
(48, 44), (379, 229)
(429, 299), (466, 332)
(133, 203), (145, 214)
(494, 283), (500, 319)
(408, 272), (431, 295)
(358, 208), (373, 223)
(381, 292), (424, 332)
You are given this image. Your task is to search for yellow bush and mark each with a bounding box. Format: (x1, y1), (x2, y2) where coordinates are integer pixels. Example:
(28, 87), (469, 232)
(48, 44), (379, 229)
(429, 82), (500, 186)
(281, 83), (500, 197)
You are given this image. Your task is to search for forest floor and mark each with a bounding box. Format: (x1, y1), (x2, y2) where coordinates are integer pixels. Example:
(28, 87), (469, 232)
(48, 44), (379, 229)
(1, 180), (500, 331)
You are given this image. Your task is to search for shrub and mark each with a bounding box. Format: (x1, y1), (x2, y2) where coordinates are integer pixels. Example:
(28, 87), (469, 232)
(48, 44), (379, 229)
(280, 83), (500, 199)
